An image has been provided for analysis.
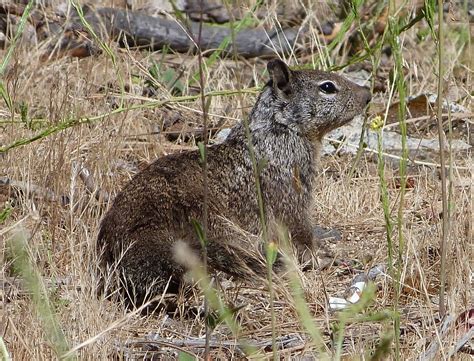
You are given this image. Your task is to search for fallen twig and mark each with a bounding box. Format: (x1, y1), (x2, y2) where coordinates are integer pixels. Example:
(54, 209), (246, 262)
(448, 327), (474, 357)
(75, 163), (110, 203)
(417, 315), (455, 361)
(40, 6), (302, 60)
(0, 176), (69, 206)
(137, 333), (303, 356)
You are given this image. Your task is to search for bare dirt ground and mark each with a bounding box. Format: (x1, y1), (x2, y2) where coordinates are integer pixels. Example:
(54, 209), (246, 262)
(0, 1), (472, 360)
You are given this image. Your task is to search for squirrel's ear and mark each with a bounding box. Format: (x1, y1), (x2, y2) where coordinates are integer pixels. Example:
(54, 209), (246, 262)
(267, 59), (292, 95)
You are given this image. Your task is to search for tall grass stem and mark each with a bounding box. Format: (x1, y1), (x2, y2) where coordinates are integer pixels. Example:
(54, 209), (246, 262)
(436, 0), (448, 318)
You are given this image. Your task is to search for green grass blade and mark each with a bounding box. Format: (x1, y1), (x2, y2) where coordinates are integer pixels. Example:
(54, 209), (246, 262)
(7, 229), (74, 360)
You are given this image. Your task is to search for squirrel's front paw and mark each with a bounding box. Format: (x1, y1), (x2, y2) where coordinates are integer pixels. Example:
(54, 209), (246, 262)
(296, 246), (337, 271)
(312, 225), (341, 245)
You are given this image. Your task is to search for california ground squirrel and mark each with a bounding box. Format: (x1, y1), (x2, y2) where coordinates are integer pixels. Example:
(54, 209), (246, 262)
(97, 59), (371, 305)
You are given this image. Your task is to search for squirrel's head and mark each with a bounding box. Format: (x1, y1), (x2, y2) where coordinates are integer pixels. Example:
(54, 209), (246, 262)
(263, 59), (371, 139)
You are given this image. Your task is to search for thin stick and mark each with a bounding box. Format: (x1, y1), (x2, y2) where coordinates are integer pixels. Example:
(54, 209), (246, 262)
(196, 0), (211, 358)
(436, 0), (448, 319)
(0, 88), (259, 154)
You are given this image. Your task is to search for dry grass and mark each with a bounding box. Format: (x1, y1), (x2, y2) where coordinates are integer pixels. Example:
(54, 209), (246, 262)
(1, 1), (472, 360)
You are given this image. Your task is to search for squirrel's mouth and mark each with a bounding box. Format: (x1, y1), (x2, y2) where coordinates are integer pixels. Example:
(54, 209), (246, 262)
(316, 111), (364, 136)
(338, 104), (369, 126)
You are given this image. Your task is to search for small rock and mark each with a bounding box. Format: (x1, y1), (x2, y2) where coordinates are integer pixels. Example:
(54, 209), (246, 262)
(214, 127), (232, 143)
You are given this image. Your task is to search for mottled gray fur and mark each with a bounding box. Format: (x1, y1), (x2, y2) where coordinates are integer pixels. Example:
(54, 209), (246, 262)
(97, 60), (371, 305)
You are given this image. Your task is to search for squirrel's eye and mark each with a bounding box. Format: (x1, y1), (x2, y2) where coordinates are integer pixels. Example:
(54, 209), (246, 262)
(319, 81), (338, 94)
